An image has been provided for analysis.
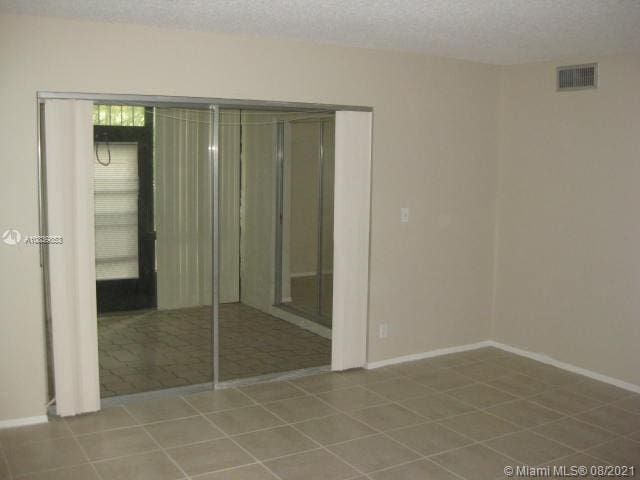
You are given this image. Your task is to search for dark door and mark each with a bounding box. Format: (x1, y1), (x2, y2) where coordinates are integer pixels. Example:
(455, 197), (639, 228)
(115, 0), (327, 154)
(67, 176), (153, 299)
(94, 108), (156, 313)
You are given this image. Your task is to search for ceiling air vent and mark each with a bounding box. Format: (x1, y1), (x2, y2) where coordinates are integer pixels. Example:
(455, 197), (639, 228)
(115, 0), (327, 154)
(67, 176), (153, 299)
(557, 63), (597, 91)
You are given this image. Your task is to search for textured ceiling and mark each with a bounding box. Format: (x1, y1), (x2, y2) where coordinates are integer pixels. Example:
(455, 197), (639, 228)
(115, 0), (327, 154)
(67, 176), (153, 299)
(2, 0), (639, 64)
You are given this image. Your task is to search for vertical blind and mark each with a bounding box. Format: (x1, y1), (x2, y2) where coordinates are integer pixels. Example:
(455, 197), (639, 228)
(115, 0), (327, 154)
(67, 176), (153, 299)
(94, 142), (139, 280)
(44, 99), (100, 416)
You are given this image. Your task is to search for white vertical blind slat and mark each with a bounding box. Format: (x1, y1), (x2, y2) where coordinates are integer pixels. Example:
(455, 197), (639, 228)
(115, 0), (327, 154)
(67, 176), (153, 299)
(45, 99), (100, 416)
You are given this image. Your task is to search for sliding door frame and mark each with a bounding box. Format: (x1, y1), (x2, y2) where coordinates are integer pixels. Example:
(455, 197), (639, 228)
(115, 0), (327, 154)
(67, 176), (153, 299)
(210, 105), (220, 386)
(38, 92), (372, 408)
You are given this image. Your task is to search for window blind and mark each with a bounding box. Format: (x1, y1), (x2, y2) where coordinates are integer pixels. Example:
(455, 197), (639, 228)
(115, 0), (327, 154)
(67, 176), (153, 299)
(94, 142), (139, 280)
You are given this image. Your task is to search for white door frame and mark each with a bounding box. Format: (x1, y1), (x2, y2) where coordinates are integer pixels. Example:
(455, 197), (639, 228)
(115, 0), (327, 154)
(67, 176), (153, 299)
(331, 111), (373, 370)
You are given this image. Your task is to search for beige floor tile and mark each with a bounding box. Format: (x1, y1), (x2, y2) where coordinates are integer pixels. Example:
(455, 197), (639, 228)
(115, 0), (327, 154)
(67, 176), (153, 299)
(0, 417), (71, 447)
(450, 362), (513, 382)
(446, 384), (517, 408)
(540, 452), (612, 479)
(316, 387), (387, 411)
(400, 393), (476, 420)
(10, 348), (639, 480)
(125, 397), (198, 424)
(167, 438), (253, 476)
(184, 389), (254, 414)
(465, 347), (513, 362)
(439, 411), (521, 441)
(265, 448), (358, 480)
(327, 434), (419, 473)
(387, 360), (444, 377)
(532, 417), (617, 450)
(369, 458), (459, 480)
(0, 452), (9, 480)
(564, 379), (634, 403)
(263, 395), (338, 423)
(16, 464), (100, 480)
(144, 416), (225, 448)
(387, 422), (473, 456)
(520, 366), (585, 386)
(491, 354), (547, 372)
(76, 426), (157, 461)
(486, 400), (564, 427)
(6, 437), (86, 477)
(293, 414), (375, 445)
(207, 406), (284, 435)
(423, 352), (477, 368)
(351, 403), (425, 431)
(65, 407), (138, 435)
(364, 379), (433, 401)
(290, 373), (358, 394)
(192, 463), (277, 479)
(431, 444), (513, 480)
(485, 430), (575, 465)
(336, 367), (396, 385)
(613, 394), (640, 415)
(233, 426), (318, 460)
(544, 451), (611, 468)
(529, 388), (603, 415)
(587, 437), (640, 468)
(485, 374), (551, 398)
(574, 405), (640, 435)
(239, 382), (306, 403)
(93, 450), (183, 480)
(409, 370), (476, 392)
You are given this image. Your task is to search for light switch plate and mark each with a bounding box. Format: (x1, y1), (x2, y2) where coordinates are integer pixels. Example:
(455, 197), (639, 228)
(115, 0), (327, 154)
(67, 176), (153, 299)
(379, 324), (389, 338)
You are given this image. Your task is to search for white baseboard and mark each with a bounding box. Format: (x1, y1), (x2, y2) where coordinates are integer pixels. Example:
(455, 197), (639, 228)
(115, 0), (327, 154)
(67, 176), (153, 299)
(0, 415), (48, 429)
(269, 306), (332, 339)
(488, 341), (640, 394)
(290, 272), (316, 278)
(365, 340), (493, 369)
(290, 271), (333, 278)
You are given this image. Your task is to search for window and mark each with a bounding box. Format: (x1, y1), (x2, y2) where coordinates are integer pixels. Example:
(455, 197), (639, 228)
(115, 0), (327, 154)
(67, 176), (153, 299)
(94, 143), (140, 280)
(93, 104), (146, 127)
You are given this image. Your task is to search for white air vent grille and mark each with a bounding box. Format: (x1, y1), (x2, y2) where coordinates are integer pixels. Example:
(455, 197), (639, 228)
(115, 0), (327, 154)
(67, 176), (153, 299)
(557, 64), (597, 91)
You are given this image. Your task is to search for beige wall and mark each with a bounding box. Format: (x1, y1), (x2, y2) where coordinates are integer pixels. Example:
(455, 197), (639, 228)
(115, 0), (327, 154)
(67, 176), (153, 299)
(0, 13), (499, 421)
(494, 53), (640, 386)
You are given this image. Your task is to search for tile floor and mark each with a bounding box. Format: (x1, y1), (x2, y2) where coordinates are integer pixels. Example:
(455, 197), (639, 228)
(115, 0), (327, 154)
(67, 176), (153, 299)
(98, 303), (331, 397)
(2, 347), (639, 479)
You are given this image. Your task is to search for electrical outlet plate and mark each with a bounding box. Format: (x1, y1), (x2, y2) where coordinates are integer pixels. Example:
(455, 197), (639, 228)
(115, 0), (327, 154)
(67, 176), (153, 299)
(401, 207), (409, 223)
(379, 324), (389, 338)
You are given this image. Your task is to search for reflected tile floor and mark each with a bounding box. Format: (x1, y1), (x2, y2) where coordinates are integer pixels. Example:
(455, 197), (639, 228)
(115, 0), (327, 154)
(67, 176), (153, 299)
(98, 303), (331, 397)
(2, 347), (639, 479)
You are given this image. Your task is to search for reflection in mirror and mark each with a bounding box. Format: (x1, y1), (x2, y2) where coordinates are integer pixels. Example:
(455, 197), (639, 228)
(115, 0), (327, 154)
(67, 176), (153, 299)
(277, 116), (335, 327)
(94, 105), (213, 398)
(217, 110), (333, 382)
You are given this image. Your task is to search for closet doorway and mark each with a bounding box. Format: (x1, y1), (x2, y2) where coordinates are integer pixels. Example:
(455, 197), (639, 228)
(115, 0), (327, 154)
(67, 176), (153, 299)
(39, 93), (372, 415)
